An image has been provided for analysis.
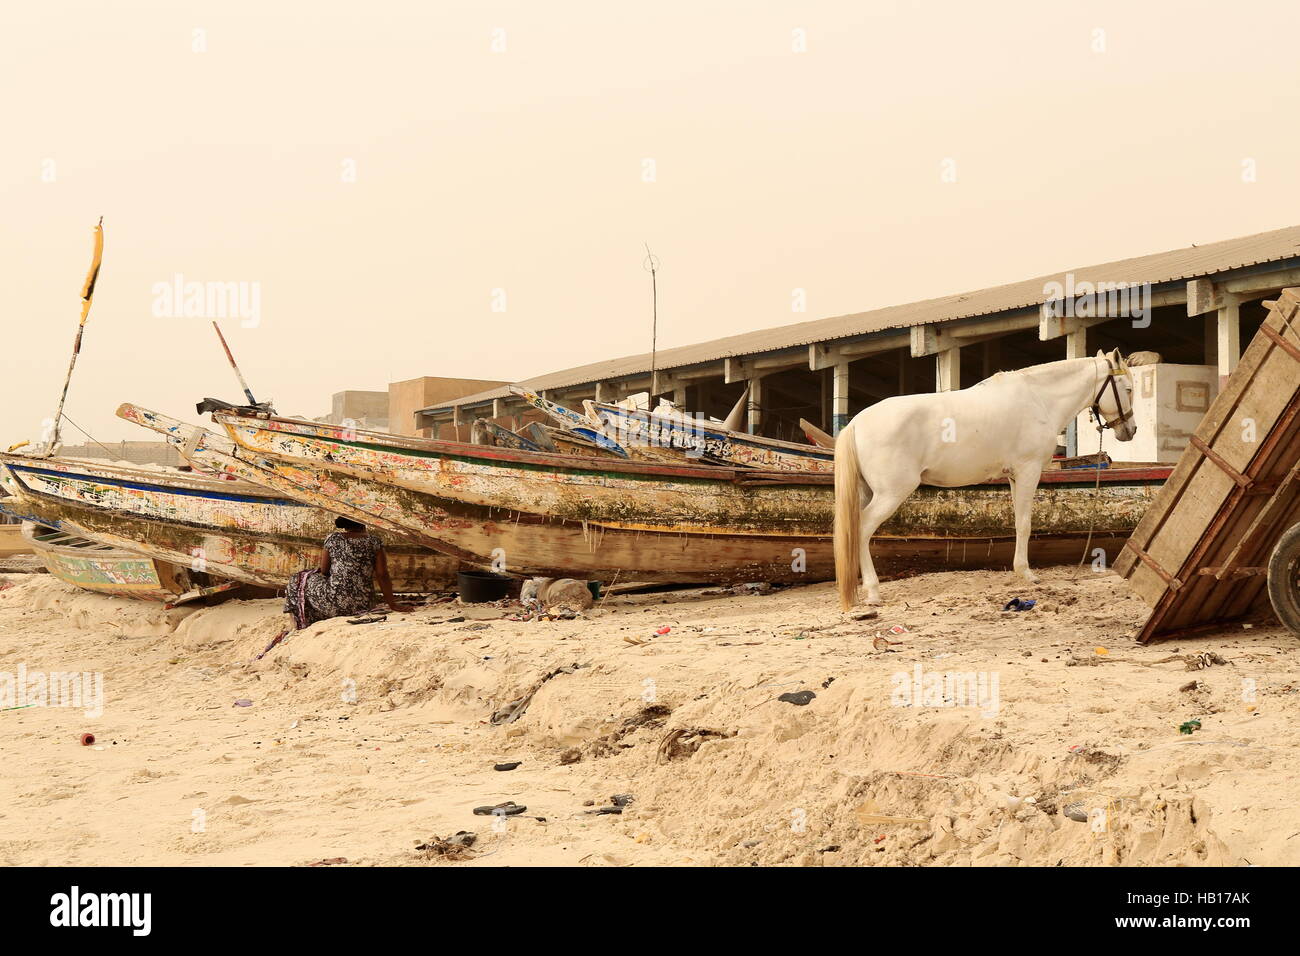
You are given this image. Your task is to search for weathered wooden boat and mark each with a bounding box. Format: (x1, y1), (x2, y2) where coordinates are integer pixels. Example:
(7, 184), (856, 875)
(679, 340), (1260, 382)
(0, 450), (456, 593)
(474, 418), (625, 460)
(21, 521), (236, 605)
(511, 385), (835, 473)
(471, 419), (541, 452)
(590, 400), (836, 473)
(528, 423), (626, 459)
(507, 388), (635, 457)
(202, 406), (1168, 583)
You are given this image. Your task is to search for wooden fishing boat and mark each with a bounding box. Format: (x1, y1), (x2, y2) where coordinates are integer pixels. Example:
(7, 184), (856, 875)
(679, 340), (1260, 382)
(198, 405), (1168, 584)
(511, 385), (834, 472)
(528, 423), (625, 459)
(20, 521), (235, 605)
(475, 419), (625, 460)
(471, 419), (541, 452)
(0, 451), (456, 593)
(507, 388), (635, 457)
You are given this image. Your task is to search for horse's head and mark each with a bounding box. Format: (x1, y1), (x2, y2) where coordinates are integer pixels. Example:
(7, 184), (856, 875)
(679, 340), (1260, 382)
(1092, 348), (1137, 442)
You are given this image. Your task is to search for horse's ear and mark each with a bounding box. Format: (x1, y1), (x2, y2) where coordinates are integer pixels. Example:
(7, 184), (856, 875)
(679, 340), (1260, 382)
(1095, 349), (1106, 359)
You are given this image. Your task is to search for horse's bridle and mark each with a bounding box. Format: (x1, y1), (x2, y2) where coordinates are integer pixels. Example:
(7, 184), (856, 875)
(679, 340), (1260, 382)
(1088, 355), (1134, 432)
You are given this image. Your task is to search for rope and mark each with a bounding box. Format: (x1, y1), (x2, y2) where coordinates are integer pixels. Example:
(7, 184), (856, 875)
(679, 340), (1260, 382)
(57, 412), (119, 461)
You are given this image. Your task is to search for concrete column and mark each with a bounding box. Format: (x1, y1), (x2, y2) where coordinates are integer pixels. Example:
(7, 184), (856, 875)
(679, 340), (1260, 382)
(1217, 293), (1241, 389)
(1064, 328), (1087, 457)
(982, 339), (1000, 380)
(935, 347), (960, 392)
(1203, 313), (1218, 367)
(832, 361), (850, 435)
(673, 385), (688, 409)
(747, 378), (763, 435)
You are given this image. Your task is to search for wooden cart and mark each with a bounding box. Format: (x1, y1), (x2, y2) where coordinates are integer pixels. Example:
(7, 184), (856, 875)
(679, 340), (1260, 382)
(1114, 287), (1300, 642)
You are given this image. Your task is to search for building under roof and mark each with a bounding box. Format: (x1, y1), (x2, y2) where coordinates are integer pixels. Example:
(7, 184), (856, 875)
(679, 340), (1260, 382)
(419, 224), (1300, 453)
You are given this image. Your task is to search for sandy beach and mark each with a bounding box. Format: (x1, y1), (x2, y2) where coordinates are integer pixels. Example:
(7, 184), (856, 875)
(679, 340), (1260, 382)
(0, 566), (1293, 867)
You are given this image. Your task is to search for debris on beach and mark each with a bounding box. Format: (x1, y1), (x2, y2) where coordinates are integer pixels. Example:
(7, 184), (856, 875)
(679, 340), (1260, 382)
(414, 831), (477, 860)
(587, 793), (634, 815)
(657, 726), (733, 762)
(777, 690), (816, 706)
(489, 663), (584, 725)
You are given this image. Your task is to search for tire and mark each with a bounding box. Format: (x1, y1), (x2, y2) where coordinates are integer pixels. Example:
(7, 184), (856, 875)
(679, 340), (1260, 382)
(1267, 522), (1300, 636)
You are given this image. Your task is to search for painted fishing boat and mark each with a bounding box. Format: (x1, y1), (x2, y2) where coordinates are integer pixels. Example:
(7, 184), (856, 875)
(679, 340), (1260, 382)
(471, 419), (542, 452)
(507, 388), (633, 457)
(0, 451), (456, 592)
(199, 406), (1169, 583)
(524, 422), (626, 459)
(588, 399), (836, 472)
(474, 419), (626, 460)
(510, 385), (834, 472)
(20, 521), (236, 605)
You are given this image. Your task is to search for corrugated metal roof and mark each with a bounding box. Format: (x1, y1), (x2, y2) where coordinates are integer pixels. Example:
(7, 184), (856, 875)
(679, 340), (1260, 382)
(423, 224), (1300, 413)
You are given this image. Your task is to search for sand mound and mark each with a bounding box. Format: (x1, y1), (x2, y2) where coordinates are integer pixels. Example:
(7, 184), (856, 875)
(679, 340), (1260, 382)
(0, 569), (1294, 866)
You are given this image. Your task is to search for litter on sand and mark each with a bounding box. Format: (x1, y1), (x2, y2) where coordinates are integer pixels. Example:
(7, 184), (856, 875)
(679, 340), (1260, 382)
(473, 801), (527, 816)
(777, 690), (816, 706)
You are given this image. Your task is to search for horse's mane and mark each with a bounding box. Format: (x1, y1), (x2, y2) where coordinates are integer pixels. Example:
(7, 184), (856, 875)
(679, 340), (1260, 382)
(972, 355), (1100, 389)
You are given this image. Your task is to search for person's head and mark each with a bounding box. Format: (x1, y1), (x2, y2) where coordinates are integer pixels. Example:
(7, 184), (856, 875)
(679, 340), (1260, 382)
(335, 516), (366, 533)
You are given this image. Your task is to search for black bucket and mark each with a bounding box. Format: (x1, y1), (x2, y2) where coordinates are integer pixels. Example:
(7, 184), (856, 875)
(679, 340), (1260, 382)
(457, 569), (513, 603)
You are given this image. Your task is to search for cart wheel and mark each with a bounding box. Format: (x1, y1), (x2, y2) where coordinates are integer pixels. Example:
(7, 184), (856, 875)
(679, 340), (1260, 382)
(1267, 522), (1300, 636)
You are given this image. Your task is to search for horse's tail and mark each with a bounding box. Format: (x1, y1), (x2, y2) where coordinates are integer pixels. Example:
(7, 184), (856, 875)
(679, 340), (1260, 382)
(834, 420), (864, 611)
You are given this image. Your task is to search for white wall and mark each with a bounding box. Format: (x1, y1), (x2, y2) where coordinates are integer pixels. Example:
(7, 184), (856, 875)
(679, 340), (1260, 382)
(1074, 363), (1218, 464)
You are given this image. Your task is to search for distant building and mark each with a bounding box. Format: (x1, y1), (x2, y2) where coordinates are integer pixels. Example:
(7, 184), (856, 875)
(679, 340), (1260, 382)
(319, 390), (391, 431)
(59, 440), (182, 467)
(417, 224), (1300, 462)
(388, 376), (508, 438)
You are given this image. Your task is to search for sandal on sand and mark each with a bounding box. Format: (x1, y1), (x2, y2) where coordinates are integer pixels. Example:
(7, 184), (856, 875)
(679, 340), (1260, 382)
(473, 801), (527, 816)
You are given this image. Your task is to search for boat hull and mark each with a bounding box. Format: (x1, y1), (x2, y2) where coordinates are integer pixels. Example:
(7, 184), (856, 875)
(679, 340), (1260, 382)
(0, 453), (455, 592)
(22, 522), (204, 602)
(212, 412), (1167, 583)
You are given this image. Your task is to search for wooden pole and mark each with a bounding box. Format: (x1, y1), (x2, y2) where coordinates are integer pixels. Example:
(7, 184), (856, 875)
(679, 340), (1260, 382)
(211, 321), (259, 406)
(832, 361), (850, 435)
(1216, 293), (1241, 390)
(46, 218), (104, 454)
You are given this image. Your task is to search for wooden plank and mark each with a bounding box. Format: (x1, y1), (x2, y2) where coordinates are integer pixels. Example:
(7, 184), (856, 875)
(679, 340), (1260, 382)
(1116, 287), (1300, 641)
(1188, 435), (1251, 488)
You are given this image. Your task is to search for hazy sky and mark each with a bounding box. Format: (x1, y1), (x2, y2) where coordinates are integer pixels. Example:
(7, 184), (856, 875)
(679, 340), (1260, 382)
(3, 0), (1299, 443)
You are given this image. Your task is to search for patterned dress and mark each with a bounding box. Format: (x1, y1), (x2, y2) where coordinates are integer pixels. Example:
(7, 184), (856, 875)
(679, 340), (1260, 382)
(285, 532), (385, 629)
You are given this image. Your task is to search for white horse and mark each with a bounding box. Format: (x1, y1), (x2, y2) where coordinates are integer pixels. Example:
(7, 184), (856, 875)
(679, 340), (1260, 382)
(834, 349), (1138, 609)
